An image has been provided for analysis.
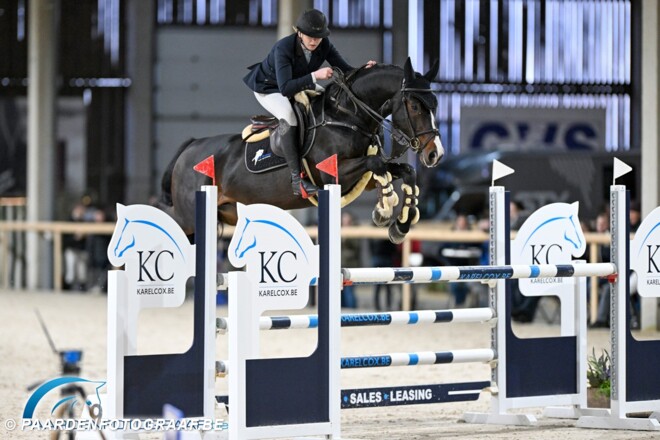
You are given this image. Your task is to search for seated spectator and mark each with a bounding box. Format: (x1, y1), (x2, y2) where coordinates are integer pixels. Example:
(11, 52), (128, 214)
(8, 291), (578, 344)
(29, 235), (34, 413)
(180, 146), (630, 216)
(340, 211), (360, 309)
(438, 214), (481, 307)
(509, 200), (538, 322)
(86, 207), (111, 292)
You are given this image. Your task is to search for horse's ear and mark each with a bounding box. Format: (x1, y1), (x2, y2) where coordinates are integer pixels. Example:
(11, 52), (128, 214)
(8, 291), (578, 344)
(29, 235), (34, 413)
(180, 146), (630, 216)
(403, 57), (414, 82)
(571, 201), (580, 214)
(116, 203), (125, 216)
(424, 59), (439, 81)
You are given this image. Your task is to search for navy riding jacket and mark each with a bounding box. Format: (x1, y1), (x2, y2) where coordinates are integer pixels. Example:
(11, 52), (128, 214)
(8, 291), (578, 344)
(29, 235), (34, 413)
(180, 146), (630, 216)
(243, 33), (354, 98)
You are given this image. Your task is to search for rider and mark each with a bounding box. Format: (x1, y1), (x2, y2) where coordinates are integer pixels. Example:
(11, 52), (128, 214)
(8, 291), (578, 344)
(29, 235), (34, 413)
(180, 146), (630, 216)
(243, 8), (376, 198)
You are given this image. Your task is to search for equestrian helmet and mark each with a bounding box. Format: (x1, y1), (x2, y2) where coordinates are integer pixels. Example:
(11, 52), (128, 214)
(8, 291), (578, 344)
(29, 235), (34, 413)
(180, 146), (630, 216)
(295, 9), (330, 38)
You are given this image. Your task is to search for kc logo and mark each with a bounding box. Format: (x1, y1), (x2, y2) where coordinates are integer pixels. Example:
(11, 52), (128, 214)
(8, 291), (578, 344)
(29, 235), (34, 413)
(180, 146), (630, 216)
(228, 203), (319, 313)
(512, 202), (585, 296)
(107, 203), (195, 308)
(631, 206), (660, 297)
(136, 250), (175, 282)
(258, 250), (298, 283)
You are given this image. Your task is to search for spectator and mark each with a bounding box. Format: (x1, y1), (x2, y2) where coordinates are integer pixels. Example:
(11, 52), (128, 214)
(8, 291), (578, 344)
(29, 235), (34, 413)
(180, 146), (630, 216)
(470, 215), (491, 307)
(63, 202), (89, 291)
(629, 201), (642, 328)
(590, 206), (641, 330)
(510, 200), (527, 230)
(630, 200), (641, 232)
(370, 238), (399, 311)
(340, 211), (360, 309)
(438, 214), (481, 307)
(406, 239), (422, 310)
(509, 200), (539, 322)
(86, 207), (111, 292)
(591, 211), (611, 328)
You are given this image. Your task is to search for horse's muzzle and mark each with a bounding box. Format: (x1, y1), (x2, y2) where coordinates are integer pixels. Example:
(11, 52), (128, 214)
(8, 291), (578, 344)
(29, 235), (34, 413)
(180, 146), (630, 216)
(419, 135), (444, 168)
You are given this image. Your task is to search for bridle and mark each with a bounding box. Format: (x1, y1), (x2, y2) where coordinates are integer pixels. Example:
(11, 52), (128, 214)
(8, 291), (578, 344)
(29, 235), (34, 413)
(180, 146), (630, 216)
(318, 66), (440, 161)
(399, 78), (440, 153)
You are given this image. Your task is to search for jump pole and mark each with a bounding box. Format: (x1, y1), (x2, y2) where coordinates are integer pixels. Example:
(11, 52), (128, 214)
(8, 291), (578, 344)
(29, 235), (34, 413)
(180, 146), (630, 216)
(216, 308), (495, 332)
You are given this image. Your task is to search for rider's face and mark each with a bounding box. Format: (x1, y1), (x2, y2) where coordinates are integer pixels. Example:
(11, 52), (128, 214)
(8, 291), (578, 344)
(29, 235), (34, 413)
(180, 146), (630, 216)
(298, 32), (322, 51)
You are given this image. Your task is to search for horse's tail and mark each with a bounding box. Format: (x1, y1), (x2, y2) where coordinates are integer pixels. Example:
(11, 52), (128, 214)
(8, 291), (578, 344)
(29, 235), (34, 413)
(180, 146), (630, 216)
(160, 138), (196, 206)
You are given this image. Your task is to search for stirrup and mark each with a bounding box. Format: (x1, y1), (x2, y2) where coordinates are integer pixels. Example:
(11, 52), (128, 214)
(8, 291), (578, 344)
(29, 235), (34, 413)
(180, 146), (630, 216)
(298, 178), (319, 199)
(291, 173), (318, 199)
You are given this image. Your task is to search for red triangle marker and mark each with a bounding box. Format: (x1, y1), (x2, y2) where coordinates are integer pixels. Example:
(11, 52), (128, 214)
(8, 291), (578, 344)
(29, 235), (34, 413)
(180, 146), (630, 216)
(316, 154), (338, 185)
(193, 155), (216, 186)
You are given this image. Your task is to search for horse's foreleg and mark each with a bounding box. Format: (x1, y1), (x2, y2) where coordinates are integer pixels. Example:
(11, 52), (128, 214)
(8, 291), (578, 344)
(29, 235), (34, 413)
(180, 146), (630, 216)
(365, 157), (399, 227)
(383, 163), (419, 244)
(371, 172), (399, 226)
(218, 200), (238, 226)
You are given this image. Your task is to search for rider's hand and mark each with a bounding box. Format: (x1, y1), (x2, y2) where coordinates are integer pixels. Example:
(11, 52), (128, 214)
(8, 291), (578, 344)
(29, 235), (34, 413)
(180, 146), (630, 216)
(314, 67), (333, 81)
(365, 60), (377, 68)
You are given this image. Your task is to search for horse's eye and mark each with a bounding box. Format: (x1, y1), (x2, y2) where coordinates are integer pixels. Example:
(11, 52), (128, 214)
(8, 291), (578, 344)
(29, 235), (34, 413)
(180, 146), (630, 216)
(411, 103), (419, 112)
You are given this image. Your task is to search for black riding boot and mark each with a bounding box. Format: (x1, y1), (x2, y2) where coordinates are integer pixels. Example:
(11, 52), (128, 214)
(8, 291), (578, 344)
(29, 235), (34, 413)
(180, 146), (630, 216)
(274, 119), (319, 198)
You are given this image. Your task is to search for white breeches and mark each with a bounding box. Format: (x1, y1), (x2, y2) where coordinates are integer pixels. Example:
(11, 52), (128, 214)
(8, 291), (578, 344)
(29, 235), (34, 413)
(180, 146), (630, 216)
(254, 92), (297, 126)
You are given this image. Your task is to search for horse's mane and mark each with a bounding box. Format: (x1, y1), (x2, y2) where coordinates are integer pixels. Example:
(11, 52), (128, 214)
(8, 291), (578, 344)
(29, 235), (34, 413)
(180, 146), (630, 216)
(326, 63), (403, 113)
(345, 64), (403, 94)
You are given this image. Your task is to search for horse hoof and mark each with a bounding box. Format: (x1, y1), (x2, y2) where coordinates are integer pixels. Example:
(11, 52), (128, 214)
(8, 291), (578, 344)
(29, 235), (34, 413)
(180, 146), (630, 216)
(388, 222), (406, 244)
(372, 210), (391, 227)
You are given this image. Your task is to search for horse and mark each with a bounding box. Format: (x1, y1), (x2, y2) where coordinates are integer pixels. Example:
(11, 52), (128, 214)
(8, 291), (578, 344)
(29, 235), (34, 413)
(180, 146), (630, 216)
(157, 57), (444, 243)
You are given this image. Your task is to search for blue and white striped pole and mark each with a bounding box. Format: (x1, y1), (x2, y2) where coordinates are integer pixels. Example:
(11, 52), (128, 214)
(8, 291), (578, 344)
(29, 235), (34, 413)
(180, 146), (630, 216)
(341, 349), (495, 369)
(217, 348), (494, 374)
(216, 308), (494, 334)
(220, 263), (616, 290)
(342, 263), (616, 285)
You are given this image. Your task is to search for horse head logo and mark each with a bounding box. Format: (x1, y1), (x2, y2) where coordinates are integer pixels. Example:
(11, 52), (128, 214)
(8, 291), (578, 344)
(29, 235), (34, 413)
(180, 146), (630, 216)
(228, 203), (313, 268)
(513, 201), (585, 296)
(227, 202), (319, 313)
(108, 204), (190, 268)
(107, 203), (195, 308)
(515, 201), (585, 262)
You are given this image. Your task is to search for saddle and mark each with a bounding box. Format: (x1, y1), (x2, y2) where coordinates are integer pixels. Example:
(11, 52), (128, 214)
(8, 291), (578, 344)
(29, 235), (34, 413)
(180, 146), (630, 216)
(242, 95), (317, 174)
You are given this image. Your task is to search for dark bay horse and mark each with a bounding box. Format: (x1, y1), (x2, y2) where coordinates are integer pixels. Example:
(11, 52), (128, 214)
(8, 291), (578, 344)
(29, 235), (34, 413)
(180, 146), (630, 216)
(158, 58), (444, 243)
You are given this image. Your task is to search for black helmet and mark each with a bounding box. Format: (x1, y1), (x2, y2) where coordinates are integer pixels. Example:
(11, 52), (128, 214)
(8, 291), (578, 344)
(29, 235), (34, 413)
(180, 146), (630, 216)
(295, 9), (330, 38)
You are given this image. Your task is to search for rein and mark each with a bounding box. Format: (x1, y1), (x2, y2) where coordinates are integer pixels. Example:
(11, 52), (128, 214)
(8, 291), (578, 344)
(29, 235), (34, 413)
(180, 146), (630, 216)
(323, 66), (438, 162)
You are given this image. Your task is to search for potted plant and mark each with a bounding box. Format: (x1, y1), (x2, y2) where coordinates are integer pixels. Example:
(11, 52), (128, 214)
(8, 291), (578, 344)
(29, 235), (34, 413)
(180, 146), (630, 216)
(586, 348), (611, 408)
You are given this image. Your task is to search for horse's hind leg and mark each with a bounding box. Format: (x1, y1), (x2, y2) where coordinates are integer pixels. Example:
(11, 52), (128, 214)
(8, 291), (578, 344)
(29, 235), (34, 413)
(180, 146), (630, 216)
(372, 172), (400, 227)
(218, 200), (238, 227)
(366, 157), (400, 228)
(156, 201), (191, 234)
